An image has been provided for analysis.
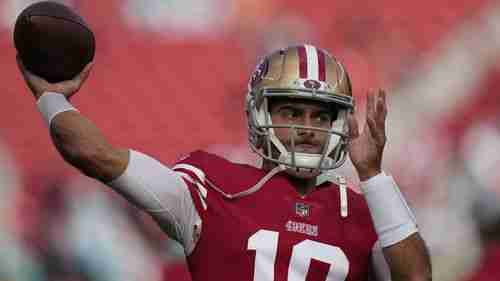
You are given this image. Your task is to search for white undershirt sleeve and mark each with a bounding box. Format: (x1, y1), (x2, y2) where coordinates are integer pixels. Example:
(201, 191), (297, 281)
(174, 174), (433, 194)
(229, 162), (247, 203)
(106, 150), (201, 254)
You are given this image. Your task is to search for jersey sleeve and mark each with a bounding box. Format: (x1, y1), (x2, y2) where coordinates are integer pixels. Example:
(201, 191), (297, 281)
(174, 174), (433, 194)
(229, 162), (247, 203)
(106, 150), (201, 254)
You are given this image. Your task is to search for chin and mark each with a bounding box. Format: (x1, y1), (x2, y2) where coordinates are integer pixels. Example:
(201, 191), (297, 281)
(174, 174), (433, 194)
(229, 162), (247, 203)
(284, 167), (321, 179)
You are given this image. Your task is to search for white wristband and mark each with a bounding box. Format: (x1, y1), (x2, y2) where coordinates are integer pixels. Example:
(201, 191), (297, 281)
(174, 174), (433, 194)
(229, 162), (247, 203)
(360, 172), (418, 247)
(36, 92), (78, 127)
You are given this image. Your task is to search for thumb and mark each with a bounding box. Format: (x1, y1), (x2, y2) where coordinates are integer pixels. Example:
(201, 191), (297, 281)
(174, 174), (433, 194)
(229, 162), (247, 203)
(16, 54), (45, 84)
(76, 61), (94, 84)
(65, 62), (93, 95)
(16, 54), (49, 97)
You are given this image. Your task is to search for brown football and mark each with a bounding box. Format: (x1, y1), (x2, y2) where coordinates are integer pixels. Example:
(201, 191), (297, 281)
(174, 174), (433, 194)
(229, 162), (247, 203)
(14, 1), (95, 83)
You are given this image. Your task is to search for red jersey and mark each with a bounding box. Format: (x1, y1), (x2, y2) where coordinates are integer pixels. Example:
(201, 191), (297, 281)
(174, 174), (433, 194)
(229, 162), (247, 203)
(173, 151), (378, 281)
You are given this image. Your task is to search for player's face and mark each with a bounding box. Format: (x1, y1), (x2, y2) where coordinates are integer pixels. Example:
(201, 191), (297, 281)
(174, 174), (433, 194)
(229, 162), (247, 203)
(269, 98), (336, 154)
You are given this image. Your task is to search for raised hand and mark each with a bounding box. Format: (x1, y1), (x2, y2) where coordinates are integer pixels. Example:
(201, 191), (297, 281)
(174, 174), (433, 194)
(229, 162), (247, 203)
(16, 55), (93, 100)
(347, 89), (387, 181)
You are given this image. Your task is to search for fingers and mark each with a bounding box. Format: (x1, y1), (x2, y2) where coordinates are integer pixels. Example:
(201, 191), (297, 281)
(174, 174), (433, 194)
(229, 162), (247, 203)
(365, 89), (376, 138)
(16, 54), (27, 75)
(77, 61), (93, 83)
(377, 89), (387, 121)
(366, 88), (387, 116)
(16, 54), (36, 82)
(16, 54), (48, 96)
(66, 61), (93, 92)
(365, 89), (375, 122)
(375, 89), (387, 133)
(365, 89), (387, 145)
(347, 111), (359, 139)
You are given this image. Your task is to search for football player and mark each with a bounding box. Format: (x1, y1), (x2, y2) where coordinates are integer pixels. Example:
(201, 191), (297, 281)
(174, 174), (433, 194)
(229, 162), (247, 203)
(17, 45), (431, 281)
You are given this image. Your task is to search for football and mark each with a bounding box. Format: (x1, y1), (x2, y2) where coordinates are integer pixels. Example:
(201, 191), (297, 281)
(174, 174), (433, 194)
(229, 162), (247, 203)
(14, 1), (95, 83)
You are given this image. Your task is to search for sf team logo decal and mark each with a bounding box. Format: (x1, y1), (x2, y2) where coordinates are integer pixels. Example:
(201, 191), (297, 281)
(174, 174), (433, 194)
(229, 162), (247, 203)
(304, 79), (321, 90)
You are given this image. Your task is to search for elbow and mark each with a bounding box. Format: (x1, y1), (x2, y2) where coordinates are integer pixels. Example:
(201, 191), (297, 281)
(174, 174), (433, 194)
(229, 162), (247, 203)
(416, 267), (433, 281)
(49, 122), (128, 181)
(409, 274), (432, 281)
(410, 271), (432, 281)
(74, 147), (108, 179)
(393, 267), (432, 281)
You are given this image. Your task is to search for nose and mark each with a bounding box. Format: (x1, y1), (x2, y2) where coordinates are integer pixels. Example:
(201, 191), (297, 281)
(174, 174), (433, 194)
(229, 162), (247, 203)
(296, 114), (315, 137)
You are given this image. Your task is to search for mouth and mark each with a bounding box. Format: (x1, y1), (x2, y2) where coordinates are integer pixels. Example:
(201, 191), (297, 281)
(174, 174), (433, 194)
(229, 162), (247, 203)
(292, 144), (322, 154)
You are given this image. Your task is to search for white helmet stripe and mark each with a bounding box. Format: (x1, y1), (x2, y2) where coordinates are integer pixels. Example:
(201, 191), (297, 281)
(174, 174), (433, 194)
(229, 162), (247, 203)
(304, 44), (319, 80)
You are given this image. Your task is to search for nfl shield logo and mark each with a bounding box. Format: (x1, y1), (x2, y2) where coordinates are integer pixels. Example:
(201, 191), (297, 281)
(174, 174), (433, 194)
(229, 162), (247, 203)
(295, 202), (310, 217)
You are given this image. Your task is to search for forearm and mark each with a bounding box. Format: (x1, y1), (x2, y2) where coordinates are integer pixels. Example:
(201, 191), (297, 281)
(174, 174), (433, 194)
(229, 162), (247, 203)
(17, 59), (125, 180)
(49, 110), (128, 182)
(383, 233), (432, 281)
(360, 172), (432, 281)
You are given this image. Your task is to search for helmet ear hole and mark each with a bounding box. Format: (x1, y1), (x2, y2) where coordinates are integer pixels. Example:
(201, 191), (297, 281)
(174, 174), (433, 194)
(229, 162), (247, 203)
(255, 137), (265, 150)
(329, 106), (340, 122)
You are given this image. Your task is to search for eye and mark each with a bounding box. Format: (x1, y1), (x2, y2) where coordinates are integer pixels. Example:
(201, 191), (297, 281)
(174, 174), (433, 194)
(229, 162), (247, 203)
(279, 108), (300, 120)
(317, 113), (331, 123)
(313, 111), (334, 125)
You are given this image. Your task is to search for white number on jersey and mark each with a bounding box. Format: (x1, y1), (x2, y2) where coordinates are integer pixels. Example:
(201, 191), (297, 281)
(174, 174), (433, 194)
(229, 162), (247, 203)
(247, 229), (349, 281)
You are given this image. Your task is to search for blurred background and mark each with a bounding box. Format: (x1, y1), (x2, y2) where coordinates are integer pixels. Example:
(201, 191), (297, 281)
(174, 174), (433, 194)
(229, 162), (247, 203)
(1, 0), (500, 280)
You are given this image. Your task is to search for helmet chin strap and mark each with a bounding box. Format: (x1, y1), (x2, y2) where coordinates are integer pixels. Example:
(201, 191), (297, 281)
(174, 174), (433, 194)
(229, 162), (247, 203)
(279, 153), (335, 171)
(209, 165), (286, 199)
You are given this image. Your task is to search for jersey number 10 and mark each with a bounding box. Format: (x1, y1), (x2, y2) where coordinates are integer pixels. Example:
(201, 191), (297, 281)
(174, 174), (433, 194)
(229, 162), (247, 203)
(247, 229), (349, 281)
